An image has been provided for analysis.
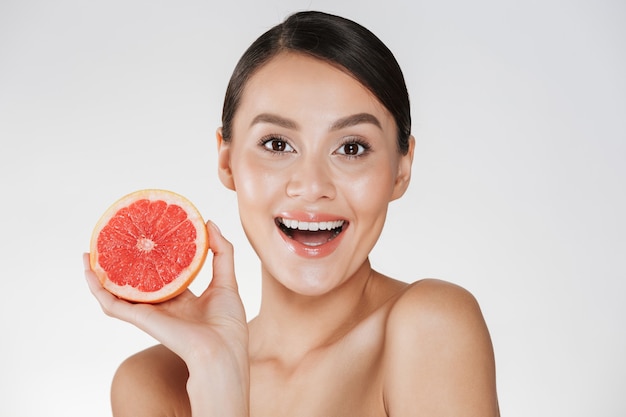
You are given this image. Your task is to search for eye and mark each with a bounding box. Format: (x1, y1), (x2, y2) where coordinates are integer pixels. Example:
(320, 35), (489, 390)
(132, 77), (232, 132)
(335, 139), (370, 157)
(261, 136), (295, 153)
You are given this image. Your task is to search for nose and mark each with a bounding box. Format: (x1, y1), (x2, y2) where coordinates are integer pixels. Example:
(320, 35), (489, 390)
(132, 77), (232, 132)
(286, 157), (336, 202)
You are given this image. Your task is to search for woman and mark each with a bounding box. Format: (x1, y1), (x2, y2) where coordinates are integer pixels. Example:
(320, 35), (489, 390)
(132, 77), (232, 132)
(86, 11), (499, 416)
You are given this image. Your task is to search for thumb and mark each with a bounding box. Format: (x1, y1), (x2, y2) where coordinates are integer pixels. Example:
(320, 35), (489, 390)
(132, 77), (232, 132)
(205, 221), (238, 292)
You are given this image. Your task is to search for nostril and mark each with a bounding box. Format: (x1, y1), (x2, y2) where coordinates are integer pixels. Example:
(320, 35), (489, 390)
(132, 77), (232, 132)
(285, 166), (336, 201)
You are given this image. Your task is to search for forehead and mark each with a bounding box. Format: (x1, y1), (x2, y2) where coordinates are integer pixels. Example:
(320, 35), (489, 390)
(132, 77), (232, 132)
(234, 52), (396, 132)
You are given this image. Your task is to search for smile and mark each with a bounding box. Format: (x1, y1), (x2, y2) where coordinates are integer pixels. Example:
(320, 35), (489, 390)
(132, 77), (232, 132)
(275, 217), (346, 247)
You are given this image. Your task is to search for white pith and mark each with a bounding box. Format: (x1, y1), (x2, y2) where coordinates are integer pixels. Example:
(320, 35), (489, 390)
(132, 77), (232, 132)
(136, 237), (156, 252)
(278, 217), (345, 231)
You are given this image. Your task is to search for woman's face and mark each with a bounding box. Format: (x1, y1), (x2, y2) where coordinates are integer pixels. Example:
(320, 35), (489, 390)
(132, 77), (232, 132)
(218, 52), (413, 296)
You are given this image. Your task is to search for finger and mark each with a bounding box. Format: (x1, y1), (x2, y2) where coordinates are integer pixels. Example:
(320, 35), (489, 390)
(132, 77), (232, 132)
(84, 253), (148, 323)
(83, 254), (199, 357)
(205, 221), (238, 292)
(84, 253), (109, 302)
(83, 252), (90, 270)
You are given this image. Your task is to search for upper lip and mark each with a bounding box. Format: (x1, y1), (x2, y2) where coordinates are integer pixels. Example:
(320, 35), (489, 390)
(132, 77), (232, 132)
(276, 210), (347, 222)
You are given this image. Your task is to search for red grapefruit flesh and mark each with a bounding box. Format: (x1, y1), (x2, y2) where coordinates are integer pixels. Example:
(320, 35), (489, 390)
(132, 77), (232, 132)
(89, 189), (209, 303)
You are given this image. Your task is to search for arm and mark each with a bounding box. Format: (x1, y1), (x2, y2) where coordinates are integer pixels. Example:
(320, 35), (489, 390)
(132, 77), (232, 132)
(383, 279), (499, 416)
(85, 221), (249, 417)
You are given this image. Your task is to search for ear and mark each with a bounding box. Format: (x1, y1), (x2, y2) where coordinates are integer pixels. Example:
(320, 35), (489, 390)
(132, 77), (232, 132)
(391, 135), (415, 201)
(216, 128), (236, 191)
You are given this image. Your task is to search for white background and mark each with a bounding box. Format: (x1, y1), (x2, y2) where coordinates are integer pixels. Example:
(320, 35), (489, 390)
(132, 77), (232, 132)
(1, 0), (624, 415)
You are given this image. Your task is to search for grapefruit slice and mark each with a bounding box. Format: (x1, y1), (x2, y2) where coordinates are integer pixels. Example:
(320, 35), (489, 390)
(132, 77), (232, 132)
(89, 189), (209, 303)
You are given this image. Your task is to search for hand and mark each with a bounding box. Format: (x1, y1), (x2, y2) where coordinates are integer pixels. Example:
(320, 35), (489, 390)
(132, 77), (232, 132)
(84, 220), (248, 370)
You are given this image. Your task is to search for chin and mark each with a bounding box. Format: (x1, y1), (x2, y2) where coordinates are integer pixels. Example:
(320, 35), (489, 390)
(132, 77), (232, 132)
(268, 259), (362, 298)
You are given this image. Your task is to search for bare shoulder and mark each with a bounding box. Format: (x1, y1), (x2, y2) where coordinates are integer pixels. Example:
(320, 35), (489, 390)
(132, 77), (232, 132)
(387, 278), (484, 326)
(385, 279), (491, 360)
(111, 344), (190, 417)
(383, 279), (499, 416)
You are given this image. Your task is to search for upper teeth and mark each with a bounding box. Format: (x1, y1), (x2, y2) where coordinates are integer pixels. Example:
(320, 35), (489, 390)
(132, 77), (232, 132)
(280, 218), (345, 231)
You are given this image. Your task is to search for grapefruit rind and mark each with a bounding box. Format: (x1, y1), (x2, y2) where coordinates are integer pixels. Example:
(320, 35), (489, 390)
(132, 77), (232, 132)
(89, 189), (209, 303)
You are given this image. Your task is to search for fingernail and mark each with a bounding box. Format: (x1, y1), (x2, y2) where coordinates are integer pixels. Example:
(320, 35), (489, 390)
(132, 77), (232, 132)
(208, 221), (222, 235)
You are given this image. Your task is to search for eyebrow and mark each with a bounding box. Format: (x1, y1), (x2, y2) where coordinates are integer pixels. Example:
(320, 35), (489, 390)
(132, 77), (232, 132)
(330, 113), (382, 131)
(250, 112), (382, 131)
(250, 113), (299, 129)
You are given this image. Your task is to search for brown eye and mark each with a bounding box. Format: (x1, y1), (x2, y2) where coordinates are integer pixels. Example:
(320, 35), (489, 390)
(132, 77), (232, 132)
(342, 143), (360, 155)
(262, 137), (294, 153)
(272, 140), (286, 151)
(335, 140), (369, 157)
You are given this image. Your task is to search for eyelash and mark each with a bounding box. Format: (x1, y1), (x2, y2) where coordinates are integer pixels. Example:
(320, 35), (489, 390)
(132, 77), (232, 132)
(258, 135), (372, 158)
(258, 135), (294, 155)
(335, 137), (372, 159)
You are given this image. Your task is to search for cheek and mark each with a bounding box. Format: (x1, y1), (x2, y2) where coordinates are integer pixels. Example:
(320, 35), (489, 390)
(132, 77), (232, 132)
(231, 157), (280, 209)
(340, 167), (395, 218)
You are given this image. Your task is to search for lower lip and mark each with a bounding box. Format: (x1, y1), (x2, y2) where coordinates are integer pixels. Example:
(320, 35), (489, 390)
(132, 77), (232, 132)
(277, 226), (347, 258)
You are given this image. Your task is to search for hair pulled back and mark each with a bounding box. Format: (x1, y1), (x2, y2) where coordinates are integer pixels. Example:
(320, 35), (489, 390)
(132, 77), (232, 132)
(221, 11), (411, 154)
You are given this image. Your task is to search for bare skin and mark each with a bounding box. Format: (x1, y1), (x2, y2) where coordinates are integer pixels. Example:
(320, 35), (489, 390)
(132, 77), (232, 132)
(86, 52), (499, 416)
(96, 270), (497, 416)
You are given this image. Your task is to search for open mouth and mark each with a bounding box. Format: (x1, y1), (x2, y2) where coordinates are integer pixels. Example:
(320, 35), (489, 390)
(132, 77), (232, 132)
(275, 217), (346, 247)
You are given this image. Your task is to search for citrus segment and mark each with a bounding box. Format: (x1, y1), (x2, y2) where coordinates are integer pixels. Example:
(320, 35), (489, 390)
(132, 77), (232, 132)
(90, 189), (209, 303)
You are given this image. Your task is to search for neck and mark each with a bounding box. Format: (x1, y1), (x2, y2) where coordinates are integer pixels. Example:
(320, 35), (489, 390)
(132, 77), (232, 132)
(249, 259), (376, 364)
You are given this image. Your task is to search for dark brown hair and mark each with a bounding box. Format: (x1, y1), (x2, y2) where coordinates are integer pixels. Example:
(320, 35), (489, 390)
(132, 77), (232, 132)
(221, 11), (411, 154)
